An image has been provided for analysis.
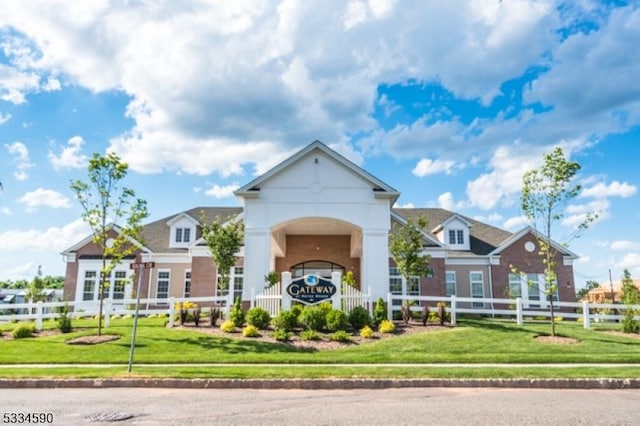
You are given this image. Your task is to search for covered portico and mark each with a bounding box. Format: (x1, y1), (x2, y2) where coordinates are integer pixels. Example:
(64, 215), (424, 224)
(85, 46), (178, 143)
(235, 141), (399, 301)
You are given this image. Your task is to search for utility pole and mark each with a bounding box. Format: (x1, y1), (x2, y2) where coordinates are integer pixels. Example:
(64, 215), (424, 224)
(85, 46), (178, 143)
(609, 269), (615, 304)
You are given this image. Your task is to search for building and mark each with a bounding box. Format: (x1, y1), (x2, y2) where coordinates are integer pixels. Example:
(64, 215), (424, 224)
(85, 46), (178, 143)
(62, 141), (578, 310)
(583, 279), (640, 303)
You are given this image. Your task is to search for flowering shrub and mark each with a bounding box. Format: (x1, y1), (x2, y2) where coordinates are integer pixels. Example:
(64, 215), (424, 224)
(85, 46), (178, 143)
(378, 319), (395, 334)
(220, 320), (236, 333)
(359, 325), (374, 338)
(242, 325), (260, 337)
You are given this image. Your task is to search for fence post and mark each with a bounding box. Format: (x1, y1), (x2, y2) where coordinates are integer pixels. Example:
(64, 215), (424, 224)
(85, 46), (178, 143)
(367, 286), (373, 316)
(225, 291), (233, 319)
(332, 272), (342, 310)
(582, 301), (590, 330)
(104, 299), (111, 329)
(516, 297), (523, 325)
(387, 292), (393, 321)
(250, 287), (256, 308)
(169, 297), (175, 328)
(281, 272), (291, 311)
(450, 295), (457, 326)
(35, 301), (43, 331)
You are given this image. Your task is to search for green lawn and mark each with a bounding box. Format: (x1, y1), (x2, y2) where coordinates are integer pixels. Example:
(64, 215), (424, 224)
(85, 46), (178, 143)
(1, 317), (638, 378)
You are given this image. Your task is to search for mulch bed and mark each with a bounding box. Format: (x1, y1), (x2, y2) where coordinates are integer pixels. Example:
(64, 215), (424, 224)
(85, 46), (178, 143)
(175, 321), (452, 350)
(65, 335), (121, 345)
(534, 335), (579, 344)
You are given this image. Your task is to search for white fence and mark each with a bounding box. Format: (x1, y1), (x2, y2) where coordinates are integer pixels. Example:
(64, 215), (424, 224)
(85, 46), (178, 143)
(387, 293), (640, 330)
(3, 293), (638, 332)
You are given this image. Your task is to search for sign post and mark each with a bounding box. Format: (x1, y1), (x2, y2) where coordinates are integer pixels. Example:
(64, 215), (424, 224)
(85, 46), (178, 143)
(127, 261), (155, 373)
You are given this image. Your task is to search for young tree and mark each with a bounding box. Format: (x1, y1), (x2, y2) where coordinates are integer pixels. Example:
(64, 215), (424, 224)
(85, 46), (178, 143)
(71, 152), (148, 335)
(24, 272), (46, 314)
(620, 269), (639, 333)
(389, 215), (431, 314)
(521, 147), (596, 336)
(576, 280), (600, 301)
(200, 214), (244, 296)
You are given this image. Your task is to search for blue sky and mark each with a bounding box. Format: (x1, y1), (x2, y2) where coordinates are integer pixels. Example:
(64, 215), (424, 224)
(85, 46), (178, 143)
(1, 0), (639, 290)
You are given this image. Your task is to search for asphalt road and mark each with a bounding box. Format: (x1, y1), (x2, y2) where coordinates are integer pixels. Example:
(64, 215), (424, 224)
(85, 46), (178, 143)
(2, 387), (639, 425)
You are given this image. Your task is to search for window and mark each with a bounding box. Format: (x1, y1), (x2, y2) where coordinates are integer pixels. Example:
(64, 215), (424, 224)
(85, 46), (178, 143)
(83, 271), (97, 301)
(470, 271), (484, 308)
(175, 227), (191, 244)
(445, 271), (456, 296)
(113, 271), (126, 300)
(508, 273), (559, 307)
(291, 261), (344, 278)
(184, 270), (192, 298)
(218, 267), (243, 301)
(448, 229), (465, 245)
(389, 267), (420, 307)
(157, 270), (170, 300)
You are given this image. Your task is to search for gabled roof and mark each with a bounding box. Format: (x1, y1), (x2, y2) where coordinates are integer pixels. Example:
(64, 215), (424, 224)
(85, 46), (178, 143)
(431, 213), (472, 233)
(390, 211), (443, 248)
(61, 224), (152, 256)
(141, 207), (243, 253)
(166, 212), (200, 227)
(393, 208), (513, 256)
(234, 140), (400, 203)
(488, 226), (578, 258)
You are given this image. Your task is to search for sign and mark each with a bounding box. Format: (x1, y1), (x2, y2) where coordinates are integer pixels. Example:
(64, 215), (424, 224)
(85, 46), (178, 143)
(286, 274), (336, 305)
(130, 262), (155, 270)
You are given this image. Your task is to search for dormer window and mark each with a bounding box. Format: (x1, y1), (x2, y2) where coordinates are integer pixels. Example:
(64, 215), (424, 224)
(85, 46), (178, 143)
(175, 227), (191, 244)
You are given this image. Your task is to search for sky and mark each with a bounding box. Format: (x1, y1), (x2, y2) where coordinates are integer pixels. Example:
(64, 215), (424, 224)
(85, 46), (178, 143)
(0, 0), (639, 290)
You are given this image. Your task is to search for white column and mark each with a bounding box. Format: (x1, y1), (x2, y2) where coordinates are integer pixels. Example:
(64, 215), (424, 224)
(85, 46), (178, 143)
(331, 271), (342, 310)
(243, 228), (271, 302)
(362, 229), (390, 302)
(281, 272), (292, 311)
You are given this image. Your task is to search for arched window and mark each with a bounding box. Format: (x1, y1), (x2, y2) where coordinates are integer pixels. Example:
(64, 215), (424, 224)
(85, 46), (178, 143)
(291, 260), (345, 279)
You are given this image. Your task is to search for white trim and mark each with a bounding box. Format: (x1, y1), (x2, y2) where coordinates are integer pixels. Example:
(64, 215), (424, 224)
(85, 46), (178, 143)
(235, 141), (400, 203)
(166, 212), (199, 227)
(146, 253), (193, 264)
(469, 270), (484, 307)
(431, 213), (472, 233)
(489, 226), (578, 258)
(156, 269), (171, 300)
(61, 223), (152, 256)
(445, 257), (491, 266)
(390, 211), (443, 247)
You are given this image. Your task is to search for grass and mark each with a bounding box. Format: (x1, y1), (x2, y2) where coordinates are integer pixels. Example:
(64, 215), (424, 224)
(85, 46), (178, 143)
(0, 316), (638, 379)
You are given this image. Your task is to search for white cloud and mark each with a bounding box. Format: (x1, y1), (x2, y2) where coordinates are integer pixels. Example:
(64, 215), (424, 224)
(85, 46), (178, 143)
(615, 252), (640, 272)
(611, 240), (640, 251)
(204, 183), (240, 199)
(503, 215), (529, 230)
(473, 212), (504, 225)
(18, 188), (71, 210)
(581, 181), (637, 199)
(436, 192), (455, 211)
(4, 141), (34, 181)
(394, 201), (414, 208)
(0, 112), (11, 125)
(412, 158), (456, 177)
(0, 207), (12, 215)
(562, 199), (609, 228)
(48, 136), (88, 169)
(0, 219), (89, 253)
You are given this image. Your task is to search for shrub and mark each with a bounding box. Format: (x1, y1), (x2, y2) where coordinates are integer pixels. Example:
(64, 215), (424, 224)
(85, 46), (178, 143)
(122, 314), (133, 320)
(290, 304), (303, 324)
(372, 297), (387, 326)
(229, 297), (245, 327)
(330, 330), (352, 342)
(242, 325), (260, 337)
(300, 329), (320, 341)
(299, 305), (326, 331)
(359, 325), (374, 338)
(220, 320), (236, 333)
(12, 322), (36, 339)
(326, 309), (349, 332)
(271, 309), (297, 331)
(378, 319), (395, 334)
(246, 307), (271, 329)
(348, 306), (371, 330)
(272, 329), (291, 341)
(57, 303), (73, 333)
(436, 302), (448, 325)
(622, 309), (640, 333)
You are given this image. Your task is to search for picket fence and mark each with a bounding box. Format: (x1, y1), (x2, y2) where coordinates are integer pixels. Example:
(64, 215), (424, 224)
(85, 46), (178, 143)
(1, 292), (638, 332)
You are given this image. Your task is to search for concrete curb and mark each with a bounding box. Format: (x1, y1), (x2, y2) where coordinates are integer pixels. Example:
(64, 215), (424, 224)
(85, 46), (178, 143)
(2, 378), (639, 389)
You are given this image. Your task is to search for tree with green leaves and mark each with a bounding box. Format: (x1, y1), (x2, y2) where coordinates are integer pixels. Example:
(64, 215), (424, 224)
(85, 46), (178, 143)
(70, 152), (148, 335)
(200, 214), (244, 295)
(576, 280), (600, 301)
(389, 215), (431, 300)
(24, 272), (46, 314)
(620, 269), (639, 333)
(520, 147), (596, 336)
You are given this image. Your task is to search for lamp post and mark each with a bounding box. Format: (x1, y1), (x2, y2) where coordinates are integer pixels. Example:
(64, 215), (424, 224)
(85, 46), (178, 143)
(128, 261), (154, 373)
